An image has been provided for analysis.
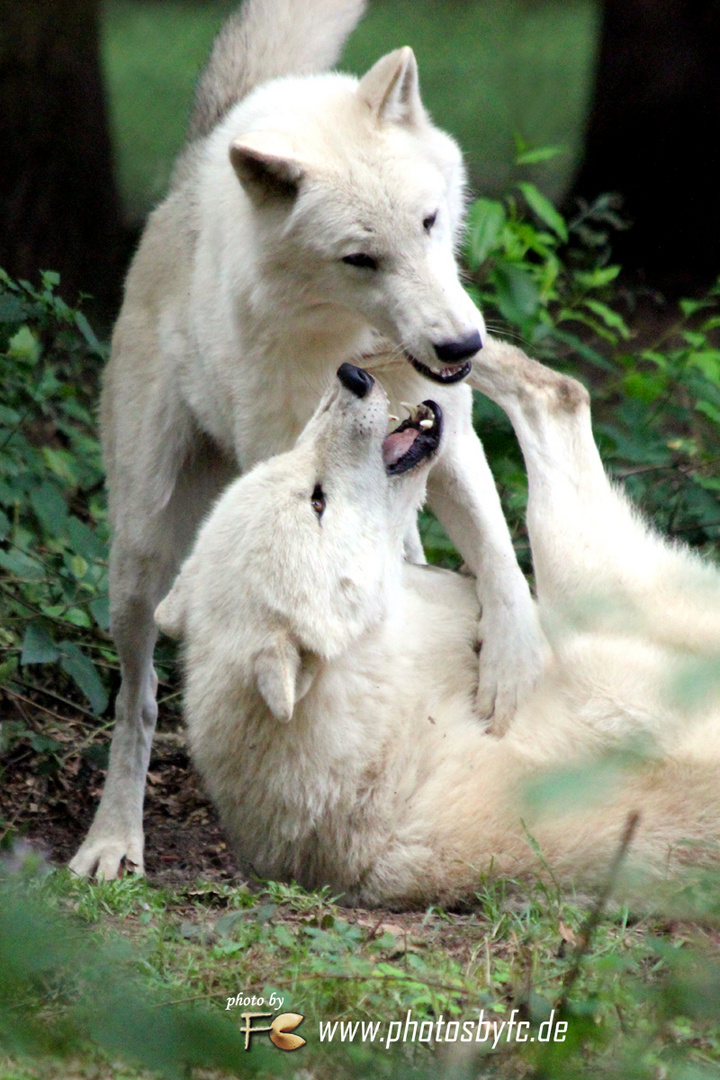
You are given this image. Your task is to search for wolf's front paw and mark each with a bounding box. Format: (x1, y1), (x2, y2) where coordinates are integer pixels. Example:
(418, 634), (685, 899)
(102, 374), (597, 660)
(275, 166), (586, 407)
(69, 829), (145, 880)
(475, 608), (546, 736)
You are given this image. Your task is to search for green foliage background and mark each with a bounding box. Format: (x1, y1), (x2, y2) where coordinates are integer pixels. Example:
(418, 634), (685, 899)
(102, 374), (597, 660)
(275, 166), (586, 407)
(0, 271), (111, 724)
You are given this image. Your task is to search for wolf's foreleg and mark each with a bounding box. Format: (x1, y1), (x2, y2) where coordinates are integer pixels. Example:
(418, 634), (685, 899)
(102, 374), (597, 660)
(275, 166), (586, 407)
(70, 432), (235, 879)
(69, 547), (168, 879)
(426, 414), (546, 735)
(403, 518), (427, 564)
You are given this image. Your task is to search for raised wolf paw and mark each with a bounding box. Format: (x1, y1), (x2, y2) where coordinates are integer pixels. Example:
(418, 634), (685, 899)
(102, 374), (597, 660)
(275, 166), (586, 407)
(470, 336), (589, 416)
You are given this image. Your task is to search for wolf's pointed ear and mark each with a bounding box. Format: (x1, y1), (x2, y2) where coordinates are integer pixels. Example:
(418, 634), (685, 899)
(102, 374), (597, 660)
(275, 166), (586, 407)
(230, 133), (305, 203)
(357, 47), (424, 128)
(155, 577), (187, 640)
(253, 633), (318, 722)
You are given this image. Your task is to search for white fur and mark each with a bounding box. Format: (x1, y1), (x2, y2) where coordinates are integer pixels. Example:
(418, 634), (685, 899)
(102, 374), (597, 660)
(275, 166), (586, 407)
(70, 0), (542, 878)
(156, 349), (720, 908)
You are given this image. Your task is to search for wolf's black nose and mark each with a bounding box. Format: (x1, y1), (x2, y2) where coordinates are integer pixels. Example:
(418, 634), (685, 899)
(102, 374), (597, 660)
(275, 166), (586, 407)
(337, 363), (375, 398)
(432, 331), (483, 365)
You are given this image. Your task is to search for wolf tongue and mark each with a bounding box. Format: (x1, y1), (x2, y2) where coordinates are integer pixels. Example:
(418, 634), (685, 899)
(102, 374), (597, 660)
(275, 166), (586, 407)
(382, 427), (419, 467)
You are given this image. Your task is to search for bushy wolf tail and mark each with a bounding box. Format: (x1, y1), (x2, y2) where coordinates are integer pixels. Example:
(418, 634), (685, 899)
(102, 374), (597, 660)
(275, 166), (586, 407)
(188, 0), (367, 139)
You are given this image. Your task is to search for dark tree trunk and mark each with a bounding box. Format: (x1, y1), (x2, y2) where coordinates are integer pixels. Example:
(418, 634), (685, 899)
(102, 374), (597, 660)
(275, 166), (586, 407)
(567, 0), (720, 297)
(0, 0), (125, 311)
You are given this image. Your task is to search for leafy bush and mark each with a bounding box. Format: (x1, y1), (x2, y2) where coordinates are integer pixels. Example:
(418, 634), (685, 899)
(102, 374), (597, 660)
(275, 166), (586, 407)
(599, 299), (720, 553)
(452, 161), (720, 568)
(0, 271), (114, 789)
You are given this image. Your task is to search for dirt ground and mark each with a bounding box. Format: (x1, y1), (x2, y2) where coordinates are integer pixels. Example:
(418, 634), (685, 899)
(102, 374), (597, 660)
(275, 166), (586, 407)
(1, 693), (242, 887)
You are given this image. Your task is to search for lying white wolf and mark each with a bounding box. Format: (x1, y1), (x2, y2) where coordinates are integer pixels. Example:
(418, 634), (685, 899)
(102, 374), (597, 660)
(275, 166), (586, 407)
(70, 0), (543, 879)
(156, 349), (720, 908)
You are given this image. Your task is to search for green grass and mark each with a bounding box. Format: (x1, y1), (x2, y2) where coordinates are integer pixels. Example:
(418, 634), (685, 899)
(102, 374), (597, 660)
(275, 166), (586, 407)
(4, 865), (720, 1078)
(101, 0), (598, 221)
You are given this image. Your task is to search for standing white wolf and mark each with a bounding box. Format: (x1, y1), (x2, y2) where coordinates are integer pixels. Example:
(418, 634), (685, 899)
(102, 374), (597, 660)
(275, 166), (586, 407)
(71, 0), (544, 879)
(156, 354), (720, 908)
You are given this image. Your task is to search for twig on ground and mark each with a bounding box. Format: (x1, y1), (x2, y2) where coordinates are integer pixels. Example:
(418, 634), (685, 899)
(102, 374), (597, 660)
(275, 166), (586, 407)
(3, 685), (69, 726)
(557, 810), (640, 1014)
(12, 677), (99, 720)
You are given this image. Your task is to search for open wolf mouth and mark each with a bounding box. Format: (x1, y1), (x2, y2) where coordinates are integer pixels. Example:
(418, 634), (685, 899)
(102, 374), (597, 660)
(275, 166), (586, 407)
(404, 353), (472, 385)
(382, 400), (442, 476)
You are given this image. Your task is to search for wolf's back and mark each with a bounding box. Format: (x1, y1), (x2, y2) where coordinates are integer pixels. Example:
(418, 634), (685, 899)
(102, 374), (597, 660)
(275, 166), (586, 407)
(188, 0), (367, 139)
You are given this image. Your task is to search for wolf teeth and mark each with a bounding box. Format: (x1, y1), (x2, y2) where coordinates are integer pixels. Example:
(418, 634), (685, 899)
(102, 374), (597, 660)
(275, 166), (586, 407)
(388, 414), (400, 423)
(400, 402), (434, 427)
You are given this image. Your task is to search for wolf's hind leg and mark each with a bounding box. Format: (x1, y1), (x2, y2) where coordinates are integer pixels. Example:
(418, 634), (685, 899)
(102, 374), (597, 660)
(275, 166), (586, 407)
(468, 339), (671, 633)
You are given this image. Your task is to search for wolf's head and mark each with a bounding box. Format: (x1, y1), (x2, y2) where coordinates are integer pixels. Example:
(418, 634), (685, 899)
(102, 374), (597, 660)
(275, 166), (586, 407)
(156, 364), (442, 720)
(225, 47), (484, 385)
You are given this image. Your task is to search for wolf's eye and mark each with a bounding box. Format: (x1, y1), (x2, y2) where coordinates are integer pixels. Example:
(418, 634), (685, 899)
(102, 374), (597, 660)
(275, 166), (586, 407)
(423, 211), (438, 233)
(342, 253), (379, 270)
(311, 483), (326, 519)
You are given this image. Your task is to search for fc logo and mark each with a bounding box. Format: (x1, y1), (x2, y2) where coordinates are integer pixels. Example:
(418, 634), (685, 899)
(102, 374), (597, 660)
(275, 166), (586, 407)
(241, 1011), (306, 1051)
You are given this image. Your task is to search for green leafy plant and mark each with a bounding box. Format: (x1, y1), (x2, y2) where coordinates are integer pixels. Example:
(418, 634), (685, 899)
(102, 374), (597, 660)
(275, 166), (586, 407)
(599, 291), (720, 552)
(465, 176), (628, 355)
(0, 271), (111, 727)
(457, 151), (720, 566)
